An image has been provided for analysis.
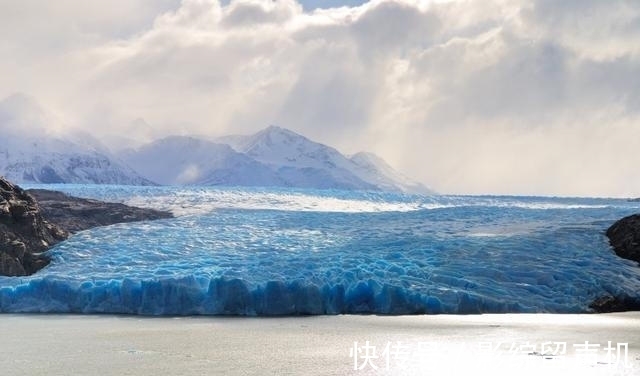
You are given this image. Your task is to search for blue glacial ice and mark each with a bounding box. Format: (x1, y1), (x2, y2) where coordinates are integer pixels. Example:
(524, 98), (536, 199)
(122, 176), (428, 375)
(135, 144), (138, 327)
(2, 185), (640, 315)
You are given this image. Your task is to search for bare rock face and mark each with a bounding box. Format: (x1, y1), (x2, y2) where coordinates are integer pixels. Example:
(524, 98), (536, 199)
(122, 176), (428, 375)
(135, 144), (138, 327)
(593, 214), (640, 312)
(27, 189), (172, 234)
(0, 177), (67, 276)
(589, 295), (640, 313)
(606, 214), (640, 264)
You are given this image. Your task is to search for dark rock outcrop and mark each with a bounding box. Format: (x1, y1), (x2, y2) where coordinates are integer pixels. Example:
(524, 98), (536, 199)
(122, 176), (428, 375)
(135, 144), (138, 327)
(0, 177), (67, 276)
(27, 189), (172, 233)
(598, 214), (640, 313)
(1, 177), (173, 277)
(589, 295), (640, 313)
(606, 214), (640, 264)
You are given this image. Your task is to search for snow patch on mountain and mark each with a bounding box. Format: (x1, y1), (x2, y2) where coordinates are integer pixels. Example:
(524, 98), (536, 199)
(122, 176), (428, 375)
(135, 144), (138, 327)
(350, 152), (435, 195)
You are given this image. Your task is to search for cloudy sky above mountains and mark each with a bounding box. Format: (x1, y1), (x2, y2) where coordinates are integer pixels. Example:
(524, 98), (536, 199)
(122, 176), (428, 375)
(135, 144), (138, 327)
(1, 0), (639, 197)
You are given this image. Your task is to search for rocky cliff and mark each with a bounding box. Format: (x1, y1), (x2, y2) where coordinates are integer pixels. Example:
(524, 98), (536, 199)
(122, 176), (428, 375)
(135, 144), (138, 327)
(591, 214), (640, 312)
(606, 214), (640, 264)
(0, 177), (67, 276)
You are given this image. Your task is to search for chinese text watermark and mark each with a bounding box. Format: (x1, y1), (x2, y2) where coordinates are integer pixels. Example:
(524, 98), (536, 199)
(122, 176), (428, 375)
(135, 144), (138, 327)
(349, 340), (632, 373)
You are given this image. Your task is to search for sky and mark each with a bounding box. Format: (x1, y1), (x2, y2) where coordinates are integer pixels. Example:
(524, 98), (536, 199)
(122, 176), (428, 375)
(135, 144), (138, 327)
(1, 0), (639, 197)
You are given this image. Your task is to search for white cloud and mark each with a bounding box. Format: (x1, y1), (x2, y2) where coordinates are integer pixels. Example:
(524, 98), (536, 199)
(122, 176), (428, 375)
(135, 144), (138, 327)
(1, 0), (640, 196)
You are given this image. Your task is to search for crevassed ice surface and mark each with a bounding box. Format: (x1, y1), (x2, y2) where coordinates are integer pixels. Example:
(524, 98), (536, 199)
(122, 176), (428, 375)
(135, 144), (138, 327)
(2, 185), (640, 315)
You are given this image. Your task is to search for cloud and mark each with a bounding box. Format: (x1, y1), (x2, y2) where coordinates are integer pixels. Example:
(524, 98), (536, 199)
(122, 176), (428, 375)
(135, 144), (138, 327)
(1, 0), (640, 196)
(177, 164), (202, 184)
(222, 0), (301, 27)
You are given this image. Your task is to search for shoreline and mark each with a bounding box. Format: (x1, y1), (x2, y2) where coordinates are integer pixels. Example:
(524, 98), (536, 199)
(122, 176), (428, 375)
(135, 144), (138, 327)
(2, 312), (639, 375)
(1, 176), (173, 277)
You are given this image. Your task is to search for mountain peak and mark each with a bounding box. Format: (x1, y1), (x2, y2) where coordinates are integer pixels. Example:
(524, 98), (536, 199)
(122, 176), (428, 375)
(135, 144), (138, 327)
(264, 124), (284, 132)
(242, 125), (314, 158)
(254, 125), (308, 141)
(212, 125), (434, 194)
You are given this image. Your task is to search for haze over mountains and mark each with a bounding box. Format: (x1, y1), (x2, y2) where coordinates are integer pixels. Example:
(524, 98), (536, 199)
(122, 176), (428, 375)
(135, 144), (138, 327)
(0, 94), (151, 185)
(0, 94), (433, 194)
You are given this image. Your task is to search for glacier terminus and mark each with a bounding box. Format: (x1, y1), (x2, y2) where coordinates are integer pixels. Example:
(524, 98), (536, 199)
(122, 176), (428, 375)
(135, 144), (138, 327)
(1, 185), (639, 316)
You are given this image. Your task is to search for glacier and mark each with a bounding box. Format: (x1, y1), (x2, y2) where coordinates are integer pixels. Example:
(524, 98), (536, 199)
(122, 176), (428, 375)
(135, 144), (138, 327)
(1, 185), (640, 315)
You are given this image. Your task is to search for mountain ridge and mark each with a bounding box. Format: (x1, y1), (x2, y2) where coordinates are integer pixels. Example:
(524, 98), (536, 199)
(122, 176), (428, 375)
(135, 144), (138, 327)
(0, 94), (433, 194)
(124, 125), (434, 194)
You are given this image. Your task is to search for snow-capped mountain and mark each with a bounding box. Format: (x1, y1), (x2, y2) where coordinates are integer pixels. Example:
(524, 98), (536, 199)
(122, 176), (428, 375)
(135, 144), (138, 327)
(226, 126), (378, 190)
(121, 136), (283, 186)
(0, 93), (432, 193)
(123, 133), (373, 190)
(127, 125), (431, 193)
(220, 126), (433, 194)
(0, 94), (153, 185)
